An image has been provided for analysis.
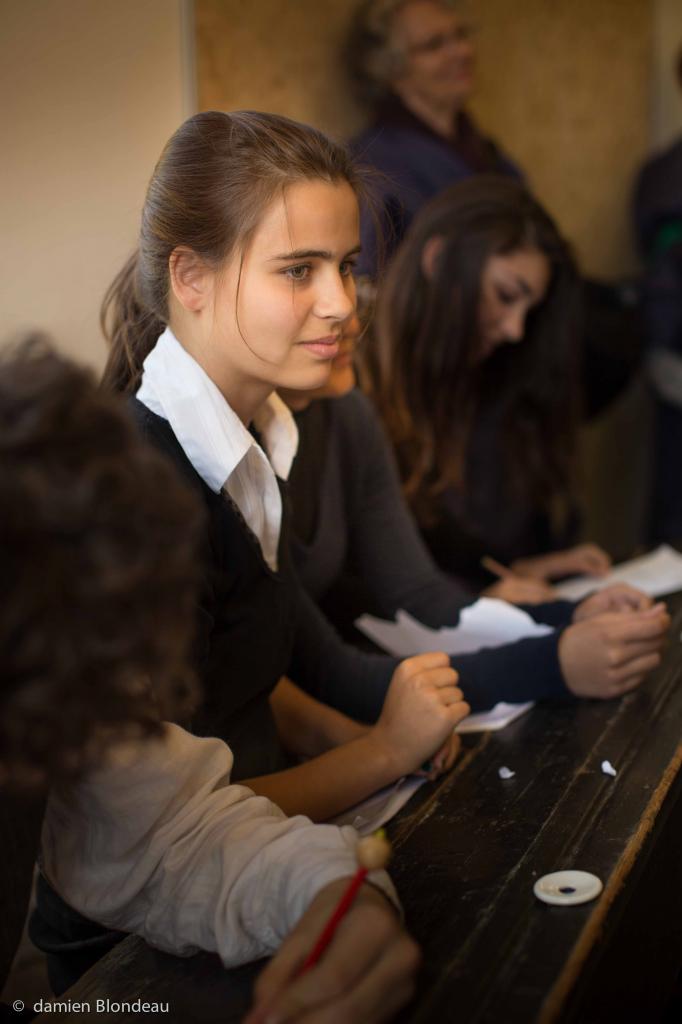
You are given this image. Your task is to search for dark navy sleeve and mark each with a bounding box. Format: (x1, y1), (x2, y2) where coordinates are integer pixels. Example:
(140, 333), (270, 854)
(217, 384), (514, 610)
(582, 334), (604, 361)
(451, 634), (571, 712)
(518, 600), (576, 627)
(289, 574), (571, 722)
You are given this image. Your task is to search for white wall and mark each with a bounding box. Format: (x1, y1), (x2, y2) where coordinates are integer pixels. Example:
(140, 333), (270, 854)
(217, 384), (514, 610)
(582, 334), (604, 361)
(652, 0), (682, 148)
(0, 0), (192, 369)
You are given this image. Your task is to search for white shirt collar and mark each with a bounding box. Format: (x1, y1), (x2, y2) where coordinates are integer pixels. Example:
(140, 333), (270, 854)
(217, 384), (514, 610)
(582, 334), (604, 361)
(137, 327), (298, 493)
(136, 327), (298, 571)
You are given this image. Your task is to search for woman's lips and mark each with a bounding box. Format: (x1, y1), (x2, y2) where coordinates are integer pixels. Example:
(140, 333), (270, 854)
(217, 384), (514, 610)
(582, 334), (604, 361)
(299, 337), (340, 359)
(332, 345), (355, 369)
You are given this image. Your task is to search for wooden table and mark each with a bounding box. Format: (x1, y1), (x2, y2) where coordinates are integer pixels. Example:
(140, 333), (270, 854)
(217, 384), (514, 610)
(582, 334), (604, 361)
(38, 596), (682, 1023)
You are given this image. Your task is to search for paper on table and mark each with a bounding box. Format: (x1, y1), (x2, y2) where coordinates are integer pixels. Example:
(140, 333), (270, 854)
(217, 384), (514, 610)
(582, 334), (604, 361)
(330, 700), (533, 835)
(330, 776), (426, 836)
(457, 700), (533, 733)
(554, 544), (682, 601)
(356, 599), (551, 731)
(356, 599), (553, 657)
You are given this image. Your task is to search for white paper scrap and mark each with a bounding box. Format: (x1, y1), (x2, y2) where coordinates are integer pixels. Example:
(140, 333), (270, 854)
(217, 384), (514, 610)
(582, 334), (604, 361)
(330, 776), (425, 836)
(554, 544), (682, 602)
(498, 766), (516, 779)
(457, 701), (534, 733)
(356, 600), (551, 732)
(601, 760), (617, 777)
(356, 599), (553, 658)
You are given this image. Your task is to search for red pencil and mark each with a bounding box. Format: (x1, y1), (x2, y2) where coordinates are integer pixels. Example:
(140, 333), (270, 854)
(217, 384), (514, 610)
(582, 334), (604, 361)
(298, 830), (392, 974)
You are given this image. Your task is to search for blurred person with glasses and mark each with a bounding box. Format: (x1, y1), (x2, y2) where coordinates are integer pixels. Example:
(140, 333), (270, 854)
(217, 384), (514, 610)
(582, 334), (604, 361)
(346, 0), (521, 277)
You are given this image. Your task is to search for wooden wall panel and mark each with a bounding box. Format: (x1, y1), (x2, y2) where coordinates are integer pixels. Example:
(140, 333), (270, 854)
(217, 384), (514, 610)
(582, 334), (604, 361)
(195, 0), (653, 276)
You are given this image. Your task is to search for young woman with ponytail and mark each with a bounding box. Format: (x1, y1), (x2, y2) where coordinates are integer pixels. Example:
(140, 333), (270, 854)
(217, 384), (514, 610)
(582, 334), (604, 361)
(98, 109), (468, 820)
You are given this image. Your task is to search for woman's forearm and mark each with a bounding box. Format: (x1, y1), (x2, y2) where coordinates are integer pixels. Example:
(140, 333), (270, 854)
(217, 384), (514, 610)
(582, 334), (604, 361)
(269, 678), (369, 758)
(241, 731), (399, 822)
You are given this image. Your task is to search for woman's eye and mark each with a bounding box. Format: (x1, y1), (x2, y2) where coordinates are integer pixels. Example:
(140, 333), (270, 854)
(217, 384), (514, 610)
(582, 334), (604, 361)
(496, 287), (517, 305)
(284, 264), (311, 281)
(340, 260), (357, 277)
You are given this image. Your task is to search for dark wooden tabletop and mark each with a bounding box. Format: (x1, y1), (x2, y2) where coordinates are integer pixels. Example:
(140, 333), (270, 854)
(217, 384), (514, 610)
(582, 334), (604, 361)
(38, 594), (682, 1023)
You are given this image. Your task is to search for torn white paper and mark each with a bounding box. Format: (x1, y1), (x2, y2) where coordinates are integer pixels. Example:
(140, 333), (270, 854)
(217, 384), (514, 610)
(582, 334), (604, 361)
(498, 766), (515, 779)
(356, 599), (553, 658)
(601, 760), (617, 777)
(330, 776), (425, 836)
(355, 600), (551, 732)
(457, 701), (533, 733)
(554, 544), (682, 602)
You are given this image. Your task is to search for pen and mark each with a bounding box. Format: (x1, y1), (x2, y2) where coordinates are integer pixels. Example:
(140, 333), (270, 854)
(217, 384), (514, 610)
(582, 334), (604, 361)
(481, 555), (511, 578)
(298, 830), (392, 975)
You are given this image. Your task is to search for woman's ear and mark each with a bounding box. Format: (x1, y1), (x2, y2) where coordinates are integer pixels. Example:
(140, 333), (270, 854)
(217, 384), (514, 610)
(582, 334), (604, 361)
(169, 247), (213, 313)
(421, 236), (445, 279)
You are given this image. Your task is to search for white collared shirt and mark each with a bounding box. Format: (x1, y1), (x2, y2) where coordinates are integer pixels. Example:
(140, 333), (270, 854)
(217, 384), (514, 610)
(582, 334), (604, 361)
(137, 328), (298, 571)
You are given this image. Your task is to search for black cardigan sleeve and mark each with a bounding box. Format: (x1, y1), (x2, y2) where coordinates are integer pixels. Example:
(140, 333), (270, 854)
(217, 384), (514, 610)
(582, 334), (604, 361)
(288, 393), (572, 718)
(288, 568), (570, 720)
(288, 578), (400, 723)
(339, 391), (477, 624)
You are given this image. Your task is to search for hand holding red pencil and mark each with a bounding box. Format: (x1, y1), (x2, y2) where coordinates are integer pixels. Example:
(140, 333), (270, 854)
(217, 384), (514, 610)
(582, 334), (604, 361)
(244, 832), (419, 1024)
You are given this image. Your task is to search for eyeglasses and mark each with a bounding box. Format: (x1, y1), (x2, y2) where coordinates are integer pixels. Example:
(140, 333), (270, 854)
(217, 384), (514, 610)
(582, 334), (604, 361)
(406, 23), (476, 57)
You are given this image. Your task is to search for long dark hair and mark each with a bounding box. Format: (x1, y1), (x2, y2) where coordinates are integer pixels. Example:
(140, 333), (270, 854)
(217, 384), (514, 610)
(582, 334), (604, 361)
(363, 176), (581, 526)
(101, 110), (367, 394)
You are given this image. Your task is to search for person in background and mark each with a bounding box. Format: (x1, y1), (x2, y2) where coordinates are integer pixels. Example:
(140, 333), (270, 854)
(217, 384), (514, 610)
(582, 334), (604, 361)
(0, 340), (419, 1023)
(633, 42), (682, 543)
(280, 318), (669, 716)
(346, 0), (642, 425)
(346, 0), (521, 276)
(363, 176), (625, 589)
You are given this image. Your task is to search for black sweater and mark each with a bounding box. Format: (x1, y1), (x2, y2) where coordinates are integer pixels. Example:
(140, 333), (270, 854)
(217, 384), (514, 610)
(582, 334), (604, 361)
(131, 398), (570, 778)
(290, 391), (574, 710)
(130, 399), (399, 778)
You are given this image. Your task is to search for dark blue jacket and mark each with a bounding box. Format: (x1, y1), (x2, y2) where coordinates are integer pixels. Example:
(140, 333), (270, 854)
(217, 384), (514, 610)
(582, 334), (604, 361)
(351, 98), (522, 276)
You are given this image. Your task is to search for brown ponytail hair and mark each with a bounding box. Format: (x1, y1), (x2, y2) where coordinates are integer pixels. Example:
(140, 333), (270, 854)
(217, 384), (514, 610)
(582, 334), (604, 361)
(101, 110), (367, 394)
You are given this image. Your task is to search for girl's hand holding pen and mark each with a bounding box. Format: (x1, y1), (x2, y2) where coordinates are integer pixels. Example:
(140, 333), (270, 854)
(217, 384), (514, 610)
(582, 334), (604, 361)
(481, 556), (557, 603)
(510, 543), (612, 583)
(244, 878), (419, 1024)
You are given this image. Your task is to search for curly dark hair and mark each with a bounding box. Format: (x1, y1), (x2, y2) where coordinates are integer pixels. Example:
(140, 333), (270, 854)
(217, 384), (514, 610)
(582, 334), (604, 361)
(0, 338), (203, 788)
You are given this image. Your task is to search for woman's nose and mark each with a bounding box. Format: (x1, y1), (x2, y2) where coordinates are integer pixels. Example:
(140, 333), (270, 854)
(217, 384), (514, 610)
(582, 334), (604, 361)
(502, 309), (526, 343)
(315, 271), (355, 322)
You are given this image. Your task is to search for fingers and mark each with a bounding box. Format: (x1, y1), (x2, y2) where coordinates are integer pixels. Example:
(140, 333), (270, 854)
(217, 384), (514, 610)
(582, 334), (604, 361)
(247, 897), (378, 1020)
(444, 733), (462, 770)
(577, 544), (611, 576)
(485, 579), (556, 603)
(249, 898), (418, 1024)
(599, 584), (653, 612)
(437, 735), (462, 773)
(439, 686), (464, 705)
(448, 700), (471, 727)
(396, 655), (459, 690)
(609, 651), (661, 685)
(429, 734), (462, 777)
(400, 651), (450, 674)
(287, 939), (418, 1024)
(608, 640), (665, 668)
(511, 581), (556, 602)
(248, 927), (317, 1015)
(613, 606), (669, 642)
